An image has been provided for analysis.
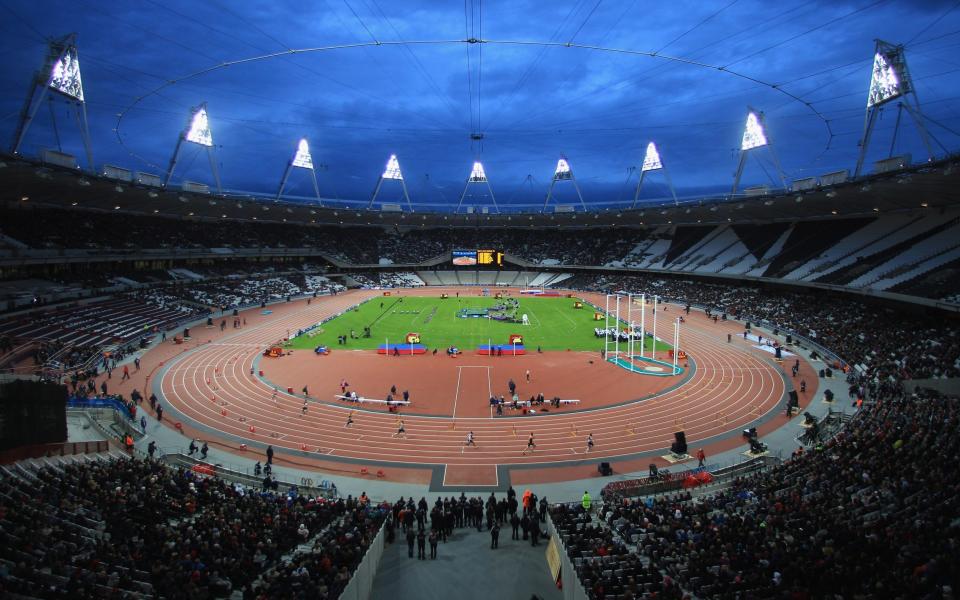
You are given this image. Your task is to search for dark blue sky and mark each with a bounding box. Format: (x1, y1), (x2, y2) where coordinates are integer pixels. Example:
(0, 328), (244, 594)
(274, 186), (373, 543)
(2, 0), (959, 209)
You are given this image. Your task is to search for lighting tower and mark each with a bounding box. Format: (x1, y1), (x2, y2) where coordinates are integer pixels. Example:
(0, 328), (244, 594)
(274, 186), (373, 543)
(730, 107), (786, 196)
(164, 103), (222, 193)
(276, 138), (322, 203)
(10, 33), (94, 169)
(368, 154), (413, 211)
(854, 40), (934, 178)
(632, 141), (679, 207)
(456, 161), (499, 214)
(543, 155), (586, 212)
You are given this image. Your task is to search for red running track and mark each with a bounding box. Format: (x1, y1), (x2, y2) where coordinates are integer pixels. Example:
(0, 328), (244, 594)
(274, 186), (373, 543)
(148, 289), (810, 485)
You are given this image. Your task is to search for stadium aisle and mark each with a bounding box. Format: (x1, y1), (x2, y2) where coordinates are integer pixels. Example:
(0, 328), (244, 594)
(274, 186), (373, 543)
(371, 522), (563, 600)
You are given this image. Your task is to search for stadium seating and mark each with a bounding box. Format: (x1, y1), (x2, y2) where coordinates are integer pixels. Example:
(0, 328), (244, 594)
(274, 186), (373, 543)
(4, 205), (960, 302)
(0, 453), (387, 599)
(558, 388), (960, 600)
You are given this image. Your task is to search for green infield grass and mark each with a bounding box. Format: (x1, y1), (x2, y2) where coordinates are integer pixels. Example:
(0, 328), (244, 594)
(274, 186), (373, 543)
(287, 295), (673, 352)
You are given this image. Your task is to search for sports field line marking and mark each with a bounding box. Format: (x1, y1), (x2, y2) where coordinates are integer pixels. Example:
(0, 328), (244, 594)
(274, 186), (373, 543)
(453, 367), (462, 419)
(552, 302), (578, 329)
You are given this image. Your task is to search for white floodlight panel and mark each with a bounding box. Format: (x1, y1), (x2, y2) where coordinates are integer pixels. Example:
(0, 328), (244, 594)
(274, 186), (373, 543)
(641, 142), (663, 172)
(741, 112), (767, 151)
(867, 51), (903, 108)
(185, 107), (213, 147)
(554, 158), (572, 176)
(292, 138), (314, 169)
(382, 154), (403, 180)
(469, 161), (487, 182)
(49, 48), (84, 101)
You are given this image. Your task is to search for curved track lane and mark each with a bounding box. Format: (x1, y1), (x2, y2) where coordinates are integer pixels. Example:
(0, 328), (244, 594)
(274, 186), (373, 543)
(155, 289), (791, 477)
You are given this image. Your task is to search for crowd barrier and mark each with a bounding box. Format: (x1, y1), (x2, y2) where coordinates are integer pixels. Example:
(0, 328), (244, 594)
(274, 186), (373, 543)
(338, 519), (387, 600)
(601, 456), (777, 501)
(68, 396), (145, 438)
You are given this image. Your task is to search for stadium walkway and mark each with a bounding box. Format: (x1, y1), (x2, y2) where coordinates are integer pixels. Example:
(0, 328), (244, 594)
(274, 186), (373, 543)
(370, 523), (563, 600)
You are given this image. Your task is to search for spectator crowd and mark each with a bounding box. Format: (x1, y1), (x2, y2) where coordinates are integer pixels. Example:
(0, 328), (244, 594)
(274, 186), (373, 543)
(554, 388), (959, 599)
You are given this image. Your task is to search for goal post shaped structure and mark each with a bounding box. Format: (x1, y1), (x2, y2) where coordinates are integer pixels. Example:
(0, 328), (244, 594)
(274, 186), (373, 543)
(368, 154), (413, 211)
(455, 161), (499, 214)
(277, 138), (322, 203)
(164, 103), (222, 193)
(10, 33), (94, 170)
(854, 40), (935, 178)
(633, 142), (679, 207)
(543, 156), (587, 212)
(730, 108), (786, 196)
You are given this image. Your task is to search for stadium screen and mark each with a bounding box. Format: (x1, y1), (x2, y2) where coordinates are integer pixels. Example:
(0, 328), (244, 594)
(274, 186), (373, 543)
(452, 249), (503, 267)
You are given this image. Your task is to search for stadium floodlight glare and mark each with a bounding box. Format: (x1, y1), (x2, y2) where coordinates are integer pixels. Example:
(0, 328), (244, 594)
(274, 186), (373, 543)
(855, 40), (931, 177)
(468, 161), (488, 182)
(641, 142), (663, 172)
(633, 141), (677, 207)
(11, 33), (94, 169)
(291, 138), (313, 169)
(382, 154), (404, 180)
(185, 106), (213, 147)
(545, 155), (586, 211)
(164, 103), (220, 192)
(369, 154), (412, 210)
(49, 47), (83, 101)
(731, 108), (786, 195)
(277, 137), (321, 202)
(457, 160), (498, 213)
(867, 51), (903, 108)
(741, 112), (768, 151)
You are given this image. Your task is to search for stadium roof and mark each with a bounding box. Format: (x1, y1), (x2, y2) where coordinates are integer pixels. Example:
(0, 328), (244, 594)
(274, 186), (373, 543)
(1, 1), (959, 211)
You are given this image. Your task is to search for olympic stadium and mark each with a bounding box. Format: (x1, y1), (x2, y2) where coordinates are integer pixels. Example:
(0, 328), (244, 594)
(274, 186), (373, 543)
(1, 2), (959, 599)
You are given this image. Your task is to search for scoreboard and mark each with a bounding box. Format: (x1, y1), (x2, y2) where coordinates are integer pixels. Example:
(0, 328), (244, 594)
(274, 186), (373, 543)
(452, 249), (504, 267)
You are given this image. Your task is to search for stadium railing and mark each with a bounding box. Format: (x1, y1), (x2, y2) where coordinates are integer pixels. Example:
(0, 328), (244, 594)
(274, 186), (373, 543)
(67, 396), (145, 438)
(600, 455), (780, 502)
(160, 451), (339, 499)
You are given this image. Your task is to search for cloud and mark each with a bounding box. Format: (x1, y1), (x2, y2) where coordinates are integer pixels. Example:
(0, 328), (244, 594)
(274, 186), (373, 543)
(0, 0), (957, 207)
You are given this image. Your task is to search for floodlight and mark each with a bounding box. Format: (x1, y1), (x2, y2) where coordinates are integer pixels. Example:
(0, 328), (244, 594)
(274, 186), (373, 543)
(867, 51), (903, 108)
(641, 142), (663, 172)
(49, 47), (83, 101)
(165, 103), (220, 192)
(369, 154), (412, 210)
(11, 34), (94, 168)
(291, 138), (313, 169)
(382, 154), (403, 180)
(468, 161), (487, 182)
(545, 156), (585, 211)
(741, 112), (767, 151)
(456, 160), (498, 213)
(185, 106), (213, 147)
(855, 41), (930, 177)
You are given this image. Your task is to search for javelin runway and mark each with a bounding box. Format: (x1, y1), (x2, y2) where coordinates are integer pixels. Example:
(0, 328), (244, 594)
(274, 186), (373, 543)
(147, 288), (812, 487)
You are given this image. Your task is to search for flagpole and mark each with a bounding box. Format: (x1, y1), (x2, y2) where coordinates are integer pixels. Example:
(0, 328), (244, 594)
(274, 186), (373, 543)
(640, 293), (646, 359)
(604, 294), (610, 361)
(627, 293), (633, 362)
(614, 295), (621, 360)
(652, 296), (658, 361)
